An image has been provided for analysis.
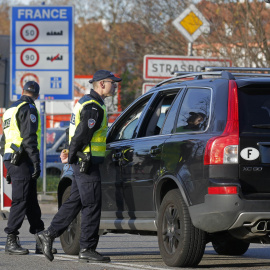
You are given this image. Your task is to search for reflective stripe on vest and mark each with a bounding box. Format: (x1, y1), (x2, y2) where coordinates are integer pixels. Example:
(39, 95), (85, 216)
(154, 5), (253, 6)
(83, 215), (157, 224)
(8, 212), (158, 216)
(69, 98), (107, 157)
(3, 101), (41, 153)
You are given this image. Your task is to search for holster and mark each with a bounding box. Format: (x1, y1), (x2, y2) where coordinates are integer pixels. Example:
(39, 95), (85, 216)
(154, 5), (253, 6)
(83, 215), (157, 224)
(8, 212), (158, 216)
(76, 151), (91, 173)
(10, 144), (24, 165)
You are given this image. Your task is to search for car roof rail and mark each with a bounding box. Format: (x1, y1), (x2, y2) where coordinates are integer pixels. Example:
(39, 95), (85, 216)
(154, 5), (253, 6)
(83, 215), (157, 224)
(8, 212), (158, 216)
(154, 67), (270, 88)
(156, 71), (226, 88)
(203, 66), (270, 78)
(202, 66), (270, 73)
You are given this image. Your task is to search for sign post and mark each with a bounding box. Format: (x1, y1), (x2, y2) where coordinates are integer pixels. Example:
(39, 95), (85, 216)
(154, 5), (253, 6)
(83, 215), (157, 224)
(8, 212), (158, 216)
(40, 101), (46, 194)
(11, 6), (74, 195)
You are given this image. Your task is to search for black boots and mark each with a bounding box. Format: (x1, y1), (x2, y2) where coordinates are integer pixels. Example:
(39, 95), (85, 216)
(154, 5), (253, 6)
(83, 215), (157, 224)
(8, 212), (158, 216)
(5, 234), (29, 255)
(35, 230), (55, 261)
(5, 233), (57, 256)
(79, 248), (110, 263)
(35, 242), (57, 255)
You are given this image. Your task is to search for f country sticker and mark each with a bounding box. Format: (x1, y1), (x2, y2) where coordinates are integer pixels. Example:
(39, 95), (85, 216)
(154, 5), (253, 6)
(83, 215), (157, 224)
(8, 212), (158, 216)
(240, 147), (260, 161)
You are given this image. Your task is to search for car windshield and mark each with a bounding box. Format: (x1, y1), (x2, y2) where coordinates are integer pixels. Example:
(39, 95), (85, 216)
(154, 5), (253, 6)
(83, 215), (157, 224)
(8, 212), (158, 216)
(46, 129), (65, 149)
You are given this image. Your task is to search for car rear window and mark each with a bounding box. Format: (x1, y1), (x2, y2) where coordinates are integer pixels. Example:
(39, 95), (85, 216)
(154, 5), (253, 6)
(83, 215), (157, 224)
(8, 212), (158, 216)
(238, 86), (270, 133)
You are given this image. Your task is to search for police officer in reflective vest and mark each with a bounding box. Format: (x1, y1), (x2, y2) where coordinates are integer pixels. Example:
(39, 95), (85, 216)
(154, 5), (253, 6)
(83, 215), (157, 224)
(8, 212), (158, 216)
(2, 81), (56, 255)
(36, 70), (122, 263)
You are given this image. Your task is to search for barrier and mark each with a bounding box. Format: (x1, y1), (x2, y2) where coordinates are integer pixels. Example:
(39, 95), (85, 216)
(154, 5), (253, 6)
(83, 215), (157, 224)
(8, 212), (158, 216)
(0, 155), (12, 212)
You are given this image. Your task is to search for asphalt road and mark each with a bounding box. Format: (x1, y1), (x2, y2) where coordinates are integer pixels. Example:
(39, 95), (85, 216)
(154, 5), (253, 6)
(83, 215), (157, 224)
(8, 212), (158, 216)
(0, 205), (270, 270)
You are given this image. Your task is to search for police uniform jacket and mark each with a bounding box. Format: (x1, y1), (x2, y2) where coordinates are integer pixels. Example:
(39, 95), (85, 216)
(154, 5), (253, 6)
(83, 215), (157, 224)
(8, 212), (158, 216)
(2, 95), (40, 164)
(68, 89), (105, 164)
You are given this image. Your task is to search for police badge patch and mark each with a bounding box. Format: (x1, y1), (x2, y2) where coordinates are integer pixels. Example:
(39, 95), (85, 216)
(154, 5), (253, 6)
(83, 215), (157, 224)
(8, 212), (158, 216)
(88, 119), (96, 128)
(30, 114), (36, 123)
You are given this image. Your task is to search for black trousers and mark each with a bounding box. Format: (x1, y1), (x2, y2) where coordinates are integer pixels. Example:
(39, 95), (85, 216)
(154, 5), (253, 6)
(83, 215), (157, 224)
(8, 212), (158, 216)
(49, 164), (101, 250)
(4, 160), (44, 235)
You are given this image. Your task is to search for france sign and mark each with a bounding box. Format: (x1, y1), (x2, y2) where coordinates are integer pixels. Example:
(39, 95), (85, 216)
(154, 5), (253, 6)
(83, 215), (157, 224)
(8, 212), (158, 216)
(143, 55), (232, 80)
(10, 6), (74, 101)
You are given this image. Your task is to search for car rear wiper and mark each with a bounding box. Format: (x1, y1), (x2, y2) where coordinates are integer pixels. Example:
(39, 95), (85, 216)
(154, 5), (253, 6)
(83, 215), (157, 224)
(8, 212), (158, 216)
(252, 124), (270, 128)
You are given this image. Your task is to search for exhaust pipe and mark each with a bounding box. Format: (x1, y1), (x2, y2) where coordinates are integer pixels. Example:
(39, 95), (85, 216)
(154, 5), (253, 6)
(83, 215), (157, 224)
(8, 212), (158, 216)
(251, 221), (267, 233)
(266, 221), (270, 232)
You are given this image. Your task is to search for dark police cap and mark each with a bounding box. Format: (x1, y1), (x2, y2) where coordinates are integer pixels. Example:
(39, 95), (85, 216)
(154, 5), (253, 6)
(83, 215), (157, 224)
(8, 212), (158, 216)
(89, 70), (122, 83)
(23, 81), (40, 94)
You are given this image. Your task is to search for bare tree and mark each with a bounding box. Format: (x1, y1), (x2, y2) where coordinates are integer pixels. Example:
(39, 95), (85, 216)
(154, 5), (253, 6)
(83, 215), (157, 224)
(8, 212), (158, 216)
(0, 0), (10, 35)
(195, 0), (270, 67)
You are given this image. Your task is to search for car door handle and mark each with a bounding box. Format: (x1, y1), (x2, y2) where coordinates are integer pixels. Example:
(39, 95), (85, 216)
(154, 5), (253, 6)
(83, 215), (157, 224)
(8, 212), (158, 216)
(112, 152), (122, 161)
(150, 147), (161, 155)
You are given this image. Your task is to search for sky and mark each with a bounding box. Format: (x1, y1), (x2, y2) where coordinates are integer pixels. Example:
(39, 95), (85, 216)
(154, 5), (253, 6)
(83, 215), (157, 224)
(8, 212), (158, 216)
(11, 0), (47, 6)
(13, 0), (203, 6)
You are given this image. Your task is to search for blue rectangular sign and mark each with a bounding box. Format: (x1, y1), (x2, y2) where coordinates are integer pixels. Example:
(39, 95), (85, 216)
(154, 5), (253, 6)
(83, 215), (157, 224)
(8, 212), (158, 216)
(10, 6), (74, 101)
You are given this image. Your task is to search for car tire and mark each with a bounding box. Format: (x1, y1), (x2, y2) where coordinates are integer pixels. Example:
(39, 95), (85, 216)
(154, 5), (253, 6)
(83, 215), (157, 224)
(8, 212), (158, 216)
(212, 233), (250, 256)
(59, 186), (81, 255)
(158, 189), (206, 267)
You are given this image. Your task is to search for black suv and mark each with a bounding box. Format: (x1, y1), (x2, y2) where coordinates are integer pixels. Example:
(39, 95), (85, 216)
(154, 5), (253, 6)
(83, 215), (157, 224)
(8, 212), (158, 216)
(57, 67), (270, 268)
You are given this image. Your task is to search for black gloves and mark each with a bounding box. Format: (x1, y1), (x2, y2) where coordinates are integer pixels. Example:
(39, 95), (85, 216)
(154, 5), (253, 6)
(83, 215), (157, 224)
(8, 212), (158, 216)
(32, 162), (41, 180)
(6, 173), (11, 184)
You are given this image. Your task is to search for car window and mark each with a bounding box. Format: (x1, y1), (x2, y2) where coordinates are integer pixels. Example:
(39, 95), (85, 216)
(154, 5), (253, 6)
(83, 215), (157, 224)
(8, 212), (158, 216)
(175, 88), (211, 133)
(142, 92), (178, 137)
(109, 97), (151, 142)
(161, 89), (185, 135)
(238, 86), (270, 133)
(46, 129), (65, 149)
(56, 139), (66, 152)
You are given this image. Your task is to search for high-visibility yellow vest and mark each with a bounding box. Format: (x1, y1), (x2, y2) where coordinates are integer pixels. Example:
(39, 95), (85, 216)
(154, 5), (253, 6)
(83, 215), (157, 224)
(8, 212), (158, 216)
(3, 101), (41, 154)
(69, 96), (107, 158)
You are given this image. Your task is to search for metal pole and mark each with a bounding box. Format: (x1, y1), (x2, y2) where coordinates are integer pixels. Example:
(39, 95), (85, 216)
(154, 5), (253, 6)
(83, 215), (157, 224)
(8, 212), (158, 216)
(188, 42), (193, 56)
(0, 155), (4, 211)
(4, 58), (9, 108)
(40, 101), (46, 194)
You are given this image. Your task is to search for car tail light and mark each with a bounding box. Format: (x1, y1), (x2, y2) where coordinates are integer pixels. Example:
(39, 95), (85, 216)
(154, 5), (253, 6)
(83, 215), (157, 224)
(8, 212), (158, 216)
(204, 80), (239, 165)
(208, 186), (238, 194)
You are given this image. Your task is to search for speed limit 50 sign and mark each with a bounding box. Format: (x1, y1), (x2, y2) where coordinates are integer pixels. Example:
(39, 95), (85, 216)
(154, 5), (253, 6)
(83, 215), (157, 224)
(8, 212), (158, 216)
(10, 6), (74, 101)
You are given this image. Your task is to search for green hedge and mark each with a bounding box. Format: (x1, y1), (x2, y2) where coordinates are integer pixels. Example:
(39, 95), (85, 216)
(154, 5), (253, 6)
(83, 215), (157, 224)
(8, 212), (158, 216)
(37, 174), (60, 193)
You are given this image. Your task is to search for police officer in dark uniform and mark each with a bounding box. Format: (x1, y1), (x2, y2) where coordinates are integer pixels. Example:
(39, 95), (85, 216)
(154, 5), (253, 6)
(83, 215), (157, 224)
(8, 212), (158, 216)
(35, 70), (121, 263)
(2, 81), (56, 255)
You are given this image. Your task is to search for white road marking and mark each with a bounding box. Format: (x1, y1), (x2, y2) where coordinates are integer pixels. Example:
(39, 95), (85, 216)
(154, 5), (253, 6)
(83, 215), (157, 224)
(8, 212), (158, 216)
(0, 246), (167, 270)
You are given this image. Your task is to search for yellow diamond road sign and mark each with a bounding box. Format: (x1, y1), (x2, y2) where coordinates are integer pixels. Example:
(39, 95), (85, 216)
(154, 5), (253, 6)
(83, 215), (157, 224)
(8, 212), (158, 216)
(180, 11), (203, 35)
(173, 4), (210, 43)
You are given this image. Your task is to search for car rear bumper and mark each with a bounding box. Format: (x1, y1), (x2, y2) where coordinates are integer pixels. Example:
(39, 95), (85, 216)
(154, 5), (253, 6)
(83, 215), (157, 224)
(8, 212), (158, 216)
(189, 194), (270, 233)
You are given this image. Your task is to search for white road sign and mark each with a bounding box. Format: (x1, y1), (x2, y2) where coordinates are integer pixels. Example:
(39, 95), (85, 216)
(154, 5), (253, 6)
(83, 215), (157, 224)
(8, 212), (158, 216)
(142, 83), (156, 95)
(16, 46), (69, 69)
(11, 6), (74, 101)
(172, 4), (210, 43)
(143, 55), (232, 80)
(16, 21), (69, 44)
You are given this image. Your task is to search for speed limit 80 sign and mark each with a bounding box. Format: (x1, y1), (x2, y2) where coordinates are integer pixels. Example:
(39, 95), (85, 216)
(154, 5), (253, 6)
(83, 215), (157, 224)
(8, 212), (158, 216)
(11, 6), (74, 101)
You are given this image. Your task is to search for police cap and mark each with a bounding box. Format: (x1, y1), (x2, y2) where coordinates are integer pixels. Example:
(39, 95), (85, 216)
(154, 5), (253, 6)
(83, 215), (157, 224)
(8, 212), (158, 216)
(23, 81), (40, 94)
(89, 70), (122, 83)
